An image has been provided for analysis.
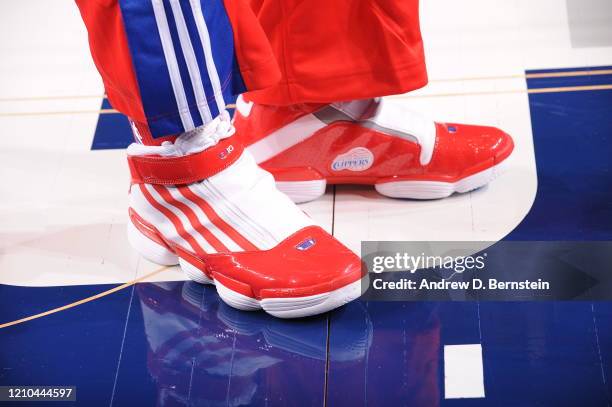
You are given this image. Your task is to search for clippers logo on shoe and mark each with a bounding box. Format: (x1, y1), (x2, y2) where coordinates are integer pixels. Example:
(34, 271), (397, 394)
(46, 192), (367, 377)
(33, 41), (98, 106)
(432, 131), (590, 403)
(331, 147), (374, 172)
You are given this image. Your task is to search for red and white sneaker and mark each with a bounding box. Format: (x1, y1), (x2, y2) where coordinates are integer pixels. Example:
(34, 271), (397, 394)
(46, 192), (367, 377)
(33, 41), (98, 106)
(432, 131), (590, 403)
(234, 98), (514, 203)
(126, 112), (364, 318)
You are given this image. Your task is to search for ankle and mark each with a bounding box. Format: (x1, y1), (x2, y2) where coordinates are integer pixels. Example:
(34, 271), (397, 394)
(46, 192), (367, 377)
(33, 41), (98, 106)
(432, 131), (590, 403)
(127, 112), (242, 186)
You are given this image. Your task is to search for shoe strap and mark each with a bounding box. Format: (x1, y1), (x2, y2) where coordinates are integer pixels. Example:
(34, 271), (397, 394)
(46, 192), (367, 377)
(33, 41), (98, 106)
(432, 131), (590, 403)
(128, 139), (244, 185)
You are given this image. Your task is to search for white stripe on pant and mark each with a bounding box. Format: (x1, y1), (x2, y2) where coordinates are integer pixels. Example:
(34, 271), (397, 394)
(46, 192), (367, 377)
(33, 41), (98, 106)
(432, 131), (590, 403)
(168, 0), (213, 123)
(151, 0), (227, 132)
(189, 0), (226, 115)
(151, 0), (196, 131)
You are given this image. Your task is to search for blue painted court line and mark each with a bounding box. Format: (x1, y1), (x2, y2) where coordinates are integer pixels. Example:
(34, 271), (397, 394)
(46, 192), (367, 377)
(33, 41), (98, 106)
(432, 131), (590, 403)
(0, 283), (133, 406)
(91, 99), (133, 150)
(508, 66), (612, 240)
(593, 302), (612, 399)
(480, 302), (609, 406)
(526, 65), (612, 89)
(327, 302), (481, 406)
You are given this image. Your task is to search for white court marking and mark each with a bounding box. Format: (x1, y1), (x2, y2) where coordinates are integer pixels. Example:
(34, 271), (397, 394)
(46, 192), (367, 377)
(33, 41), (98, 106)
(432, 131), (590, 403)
(444, 344), (486, 399)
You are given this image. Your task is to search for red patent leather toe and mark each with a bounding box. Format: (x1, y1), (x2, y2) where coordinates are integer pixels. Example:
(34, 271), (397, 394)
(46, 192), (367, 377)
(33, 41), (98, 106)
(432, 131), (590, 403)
(203, 226), (363, 299)
(426, 123), (515, 180)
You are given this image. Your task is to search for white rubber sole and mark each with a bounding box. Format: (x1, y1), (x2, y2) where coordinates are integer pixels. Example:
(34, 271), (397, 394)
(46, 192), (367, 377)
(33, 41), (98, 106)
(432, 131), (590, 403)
(275, 180), (327, 204)
(375, 160), (509, 199)
(275, 161), (509, 203)
(127, 221), (364, 318)
(217, 275), (367, 319)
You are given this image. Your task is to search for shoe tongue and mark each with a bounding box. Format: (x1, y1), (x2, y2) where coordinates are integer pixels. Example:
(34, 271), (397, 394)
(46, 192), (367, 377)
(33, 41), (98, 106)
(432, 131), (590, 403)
(128, 111), (233, 158)
(173, 129), (210, 156)
(332, 98), (436, 166)
(174, 114), (227, 155)
(374, 100), (437, 166)
(128, 132), (212, 158)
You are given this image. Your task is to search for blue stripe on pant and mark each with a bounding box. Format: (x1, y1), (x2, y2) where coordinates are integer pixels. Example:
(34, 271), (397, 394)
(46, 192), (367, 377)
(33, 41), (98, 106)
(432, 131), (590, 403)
(118, 0), (246, 138)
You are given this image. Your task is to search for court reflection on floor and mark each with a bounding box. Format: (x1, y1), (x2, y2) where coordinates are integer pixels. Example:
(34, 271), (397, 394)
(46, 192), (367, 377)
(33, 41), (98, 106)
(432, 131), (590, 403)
(136, 281), (441, 406)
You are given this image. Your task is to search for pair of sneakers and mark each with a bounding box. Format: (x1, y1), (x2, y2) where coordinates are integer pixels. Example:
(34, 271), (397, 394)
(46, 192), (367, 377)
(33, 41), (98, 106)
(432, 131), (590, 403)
(126, 98), (513, 318)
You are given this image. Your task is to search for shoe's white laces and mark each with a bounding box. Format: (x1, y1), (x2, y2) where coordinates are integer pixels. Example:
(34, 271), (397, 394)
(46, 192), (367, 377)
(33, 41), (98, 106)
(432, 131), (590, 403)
(127, 110), (235, 157)
(175, 110), (235, 154)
